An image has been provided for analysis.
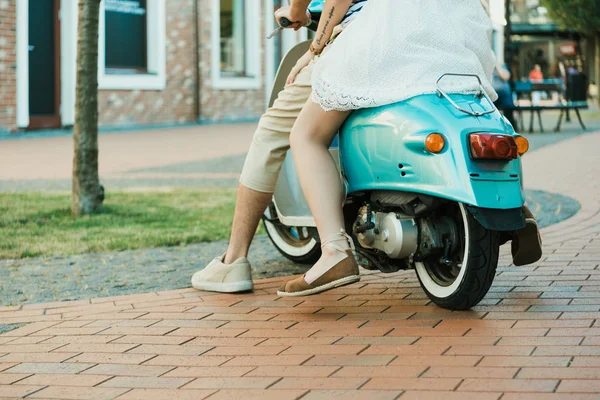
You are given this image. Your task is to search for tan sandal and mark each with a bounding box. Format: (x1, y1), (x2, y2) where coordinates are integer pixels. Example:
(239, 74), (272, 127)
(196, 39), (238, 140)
(277, 230), (360, 297)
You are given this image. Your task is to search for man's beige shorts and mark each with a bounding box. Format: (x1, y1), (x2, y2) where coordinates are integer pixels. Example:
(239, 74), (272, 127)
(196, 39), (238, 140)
(238, 59), (315, 193)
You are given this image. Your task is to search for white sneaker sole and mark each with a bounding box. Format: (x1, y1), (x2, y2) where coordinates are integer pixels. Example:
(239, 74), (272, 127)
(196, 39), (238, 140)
(277, 275), (360, 297)
(192, 280), (254, 293)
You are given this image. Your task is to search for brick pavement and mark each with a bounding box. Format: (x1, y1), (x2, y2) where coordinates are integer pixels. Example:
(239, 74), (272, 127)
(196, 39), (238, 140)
(0, 132), (599, 399)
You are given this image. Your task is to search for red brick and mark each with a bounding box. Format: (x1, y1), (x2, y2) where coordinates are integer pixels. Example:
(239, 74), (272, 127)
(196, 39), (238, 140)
(0, 385), (46, 398)
(115, 388), (216, 400)
(478, 356), (571, 367)
(484, 312), (562, 320)
(363, 344), (449, 356)
(400, 392), (502, 400)
(518, 367), (600, 379)
(127, 344), (213, 355)
(16, 373), (112, 387)
(300, 390), (400, 400)
(0, 343), (65, 353)
(388, 327), (468, 337)
(199, 389), (308, 400)
(557, 380), (600, 393)
(466, 328), (549, 337)
(501, 395), (600, 400)
(532, 346), (600, 356)
(271, 377), (368, 390)
(415, 336), (499, 346)
(281, 345), (366, 355)
(166, 328), (247, 337)
(145, 355), (232, 367)
(184, 337), (266, 347)
(570, 357), (600, 367)
(424, 366), (518, 379)
(222, 355), (311, 366)
(257, 337), (339, 346)
(205, 345), (288, 356)
(100, 376), (193, 389)
(218, 321), (294, 329)
(458, 378), (559, 392)
(363, 377), (461, 390)
(497, 336), (583, 346)
(239, 328), (318, 338)
(113, 335), (195, 345)
(70, 353), (156, 365)
(0, 373), (31, 384)
(3, 362), (94, 374)
(332, 365), (426, 378)
(513, 319), (594, 328)
(28, 386), (129, 399)
(234, 365), (340, 380)
(335, 336), (418, 346)
(82, 364), (174, 377)
(52, 343), (139, 353)
(164, 366), (255, 378)
(389, 355), (481, 367)
(44, 335), (123, 344)
(305, 355), (395, 366)
(446, 345), (534, 356)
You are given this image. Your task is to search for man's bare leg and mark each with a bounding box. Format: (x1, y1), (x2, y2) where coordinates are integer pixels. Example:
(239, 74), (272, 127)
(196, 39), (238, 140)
(224, 185), (273, 264)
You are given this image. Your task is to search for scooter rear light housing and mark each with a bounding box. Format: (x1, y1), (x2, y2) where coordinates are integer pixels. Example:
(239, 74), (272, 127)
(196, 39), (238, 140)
(469, 133), (518, 160)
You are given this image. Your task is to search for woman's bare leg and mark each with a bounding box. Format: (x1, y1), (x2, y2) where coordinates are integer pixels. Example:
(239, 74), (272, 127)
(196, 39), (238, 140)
(289, 100), (352, 283)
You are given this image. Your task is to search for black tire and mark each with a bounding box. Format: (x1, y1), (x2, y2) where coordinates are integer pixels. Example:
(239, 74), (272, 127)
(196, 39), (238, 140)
(415, 203), (499, 310)
(262, 204), (321, 264)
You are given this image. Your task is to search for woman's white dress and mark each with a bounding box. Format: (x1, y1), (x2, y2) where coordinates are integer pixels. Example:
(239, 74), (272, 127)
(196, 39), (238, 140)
(311, 0), (498, 112)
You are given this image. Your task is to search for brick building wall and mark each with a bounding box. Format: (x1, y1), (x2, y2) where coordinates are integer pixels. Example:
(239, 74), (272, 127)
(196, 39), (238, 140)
(0, 0), (17, 132)
(0, 0), (270, 132)
(98, 0), (198, 127)
(197, 0), (267, 123)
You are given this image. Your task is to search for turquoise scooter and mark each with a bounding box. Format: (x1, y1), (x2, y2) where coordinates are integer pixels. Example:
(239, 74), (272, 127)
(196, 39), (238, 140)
(263, 20), (529, 310)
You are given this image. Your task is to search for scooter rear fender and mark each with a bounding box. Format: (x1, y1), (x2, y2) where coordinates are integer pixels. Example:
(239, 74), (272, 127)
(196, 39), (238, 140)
(340, 93), (526, 210)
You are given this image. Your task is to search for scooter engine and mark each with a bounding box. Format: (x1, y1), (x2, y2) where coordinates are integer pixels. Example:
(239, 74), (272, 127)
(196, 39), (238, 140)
(353, 206), (418, 259)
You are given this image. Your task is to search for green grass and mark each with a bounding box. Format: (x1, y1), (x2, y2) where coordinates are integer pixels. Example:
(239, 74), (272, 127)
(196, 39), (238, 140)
(0, 189), (262, 260)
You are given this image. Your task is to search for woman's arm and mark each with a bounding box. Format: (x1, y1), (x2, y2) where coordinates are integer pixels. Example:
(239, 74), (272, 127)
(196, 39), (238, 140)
(311, 0), (353, 54)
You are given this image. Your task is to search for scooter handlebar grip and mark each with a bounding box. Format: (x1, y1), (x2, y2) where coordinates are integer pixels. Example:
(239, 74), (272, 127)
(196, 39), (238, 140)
(279, 17), (292, 27)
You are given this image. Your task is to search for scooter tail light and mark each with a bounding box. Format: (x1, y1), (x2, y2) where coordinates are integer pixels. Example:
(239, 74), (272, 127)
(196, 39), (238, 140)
(469, 133), (518, 160)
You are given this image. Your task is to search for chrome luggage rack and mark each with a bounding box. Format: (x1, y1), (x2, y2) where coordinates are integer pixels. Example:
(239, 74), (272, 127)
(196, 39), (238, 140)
(435, 73), (497, 117)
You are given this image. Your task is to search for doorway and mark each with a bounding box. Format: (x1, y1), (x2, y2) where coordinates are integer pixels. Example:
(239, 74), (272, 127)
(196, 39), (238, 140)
(28, 0), (61, 129)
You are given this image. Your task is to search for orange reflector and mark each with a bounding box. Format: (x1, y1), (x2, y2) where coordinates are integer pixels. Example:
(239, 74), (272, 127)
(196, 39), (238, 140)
(425, 133), (445, 153)
(515, 136), (529, 155)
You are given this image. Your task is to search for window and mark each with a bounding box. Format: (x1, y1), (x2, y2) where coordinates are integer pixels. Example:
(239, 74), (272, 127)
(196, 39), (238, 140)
(98, 0), (166, 90)
(104, 0), (147, 73)
(211, 0), (261, 89)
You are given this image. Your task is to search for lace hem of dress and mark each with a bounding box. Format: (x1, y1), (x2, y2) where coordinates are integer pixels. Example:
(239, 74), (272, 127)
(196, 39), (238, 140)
(312, 77), (378, 112)
(312, 75), (498, 112)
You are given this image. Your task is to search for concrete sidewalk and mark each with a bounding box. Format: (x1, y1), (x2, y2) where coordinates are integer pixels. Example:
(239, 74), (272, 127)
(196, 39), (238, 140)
(1, 110), (599, 192)
(0, 132), (599, 398)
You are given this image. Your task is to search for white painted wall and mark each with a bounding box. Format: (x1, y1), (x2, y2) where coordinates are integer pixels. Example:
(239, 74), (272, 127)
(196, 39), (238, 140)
(16, 1), (29, 128)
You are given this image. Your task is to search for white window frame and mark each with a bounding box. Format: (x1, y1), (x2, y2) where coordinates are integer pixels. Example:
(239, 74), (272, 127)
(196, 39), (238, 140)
(98, 0), (166, 90)
(211, 0), (262, 90)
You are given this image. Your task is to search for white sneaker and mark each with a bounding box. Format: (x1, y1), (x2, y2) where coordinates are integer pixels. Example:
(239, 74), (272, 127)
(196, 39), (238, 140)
(191, 254), (254, 293)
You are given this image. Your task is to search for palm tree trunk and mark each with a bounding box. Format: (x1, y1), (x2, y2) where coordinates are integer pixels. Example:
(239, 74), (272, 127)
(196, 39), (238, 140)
(72, 0), (103, 216)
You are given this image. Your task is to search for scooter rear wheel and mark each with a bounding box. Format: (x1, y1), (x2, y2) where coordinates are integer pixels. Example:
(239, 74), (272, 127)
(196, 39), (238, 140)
(415, 203), (499, 310)
(263, 203), (321, 264)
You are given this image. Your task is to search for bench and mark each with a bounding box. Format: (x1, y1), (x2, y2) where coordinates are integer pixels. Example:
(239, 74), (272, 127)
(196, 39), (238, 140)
(512, 75), (588, 133)
(514, 101), (588, 133)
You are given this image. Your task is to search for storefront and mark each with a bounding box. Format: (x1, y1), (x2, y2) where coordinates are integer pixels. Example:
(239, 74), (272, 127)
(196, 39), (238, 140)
(503, 0), (590, 83)
(0, 0), (305, 133)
